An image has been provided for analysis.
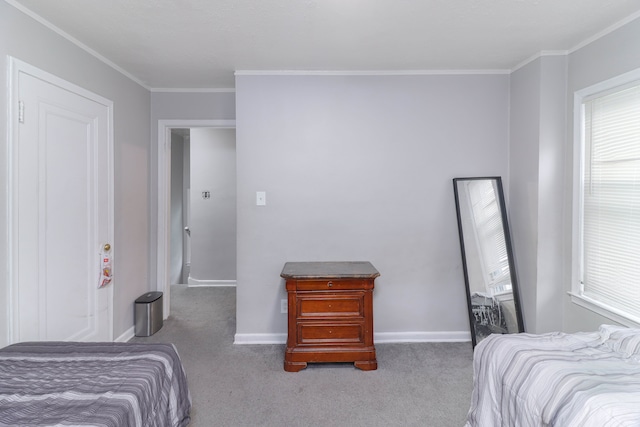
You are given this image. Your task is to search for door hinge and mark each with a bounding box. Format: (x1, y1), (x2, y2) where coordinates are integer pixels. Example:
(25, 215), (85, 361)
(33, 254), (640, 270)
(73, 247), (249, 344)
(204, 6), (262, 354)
(18, 100), (24, 123)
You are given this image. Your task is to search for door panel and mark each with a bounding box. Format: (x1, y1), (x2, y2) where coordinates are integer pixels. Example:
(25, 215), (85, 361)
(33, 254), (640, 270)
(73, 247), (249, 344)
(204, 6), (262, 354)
(14, 67), (113, 342)
(43, 105), (94, 340)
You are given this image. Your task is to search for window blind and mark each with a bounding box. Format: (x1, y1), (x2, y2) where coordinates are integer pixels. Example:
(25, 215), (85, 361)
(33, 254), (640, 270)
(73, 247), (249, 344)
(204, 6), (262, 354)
(582, 83), (640, 319)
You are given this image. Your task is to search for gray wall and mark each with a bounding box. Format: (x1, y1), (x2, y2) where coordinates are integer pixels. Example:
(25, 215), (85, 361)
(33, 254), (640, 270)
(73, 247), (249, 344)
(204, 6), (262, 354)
(235, 74), (510, 338)
(0, 2), (151, 345)
(509, 61), (542, 332)
(536, 56), (568, 334)
(509, 55), (567, 334)
(4, 0), (639, 345)
(189, 128), (237, 281)
(170, 131), (186, 284)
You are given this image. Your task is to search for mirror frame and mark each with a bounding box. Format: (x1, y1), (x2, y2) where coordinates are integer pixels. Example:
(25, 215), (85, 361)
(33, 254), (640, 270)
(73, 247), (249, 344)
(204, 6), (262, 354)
(453, 176), (525, 348)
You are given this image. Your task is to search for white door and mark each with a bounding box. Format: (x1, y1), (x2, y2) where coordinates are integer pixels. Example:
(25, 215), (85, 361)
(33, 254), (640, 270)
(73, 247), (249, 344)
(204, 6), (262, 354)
(10, 60), (113, 342)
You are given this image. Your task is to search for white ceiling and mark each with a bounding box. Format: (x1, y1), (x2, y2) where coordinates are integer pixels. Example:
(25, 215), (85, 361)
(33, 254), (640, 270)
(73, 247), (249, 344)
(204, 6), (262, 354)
(8, 0), (640, 89)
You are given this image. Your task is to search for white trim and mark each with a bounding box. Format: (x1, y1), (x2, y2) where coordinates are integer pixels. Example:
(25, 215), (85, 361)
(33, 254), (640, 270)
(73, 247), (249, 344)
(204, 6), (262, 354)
(114, 326), (135, 342)
(572, 88), (585, 304)
(568, 292), (640, 328)
(9, 57), (114, 107)
(156, 119), (236, 321)
(7, 57), (115, 343)
(569, 10), (640, 54)
(571, 67), (640, 325)
(4, 0), (149, 90)
(374, 331), (471, 343)
(234, 69), (511, 76)
(511, 50), (568, 73)
(234, 333), (287, 345)
(233, 331), (471, 345)
(187, 278), (237, 287)
(159, 119), (236, 129)
(150, 88), (235, 93)
(5, 56), (15, 344)
(575, 67), (640, 97)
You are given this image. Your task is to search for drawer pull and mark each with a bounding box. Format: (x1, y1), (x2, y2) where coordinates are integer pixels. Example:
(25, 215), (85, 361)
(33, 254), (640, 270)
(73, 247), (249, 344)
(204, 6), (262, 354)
(327, 282), (333, 287)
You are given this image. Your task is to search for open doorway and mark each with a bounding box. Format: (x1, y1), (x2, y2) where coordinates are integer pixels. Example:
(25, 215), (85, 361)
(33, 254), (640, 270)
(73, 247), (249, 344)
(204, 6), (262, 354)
(169, 128), (190, 285)
(157, 120), (236, 318)
(169, 127), (237, 287)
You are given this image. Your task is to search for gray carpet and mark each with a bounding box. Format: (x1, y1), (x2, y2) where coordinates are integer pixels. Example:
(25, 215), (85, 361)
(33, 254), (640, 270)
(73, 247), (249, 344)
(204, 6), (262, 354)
(131, 285), (474, 427)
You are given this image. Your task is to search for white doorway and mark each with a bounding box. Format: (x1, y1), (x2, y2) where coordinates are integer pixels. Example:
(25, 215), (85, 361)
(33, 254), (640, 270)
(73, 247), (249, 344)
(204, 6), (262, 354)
(8, 58), (114, 343)
(157, 120), (235, 318)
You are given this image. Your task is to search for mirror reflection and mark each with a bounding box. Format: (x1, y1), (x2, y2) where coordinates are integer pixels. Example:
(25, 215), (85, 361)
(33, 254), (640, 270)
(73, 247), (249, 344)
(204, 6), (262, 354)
(453, 177), (524, 347)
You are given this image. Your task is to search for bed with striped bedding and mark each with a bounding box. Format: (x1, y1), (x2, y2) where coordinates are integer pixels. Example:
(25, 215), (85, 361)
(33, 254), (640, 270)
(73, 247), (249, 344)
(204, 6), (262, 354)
(465, 325), (640, 427)
(0, 341), (191, 427)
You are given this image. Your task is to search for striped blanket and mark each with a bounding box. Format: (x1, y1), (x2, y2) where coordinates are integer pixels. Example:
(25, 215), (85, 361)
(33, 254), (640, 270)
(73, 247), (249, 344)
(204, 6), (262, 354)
(0, 342), (191, 427)
(465, 325), (640, 427)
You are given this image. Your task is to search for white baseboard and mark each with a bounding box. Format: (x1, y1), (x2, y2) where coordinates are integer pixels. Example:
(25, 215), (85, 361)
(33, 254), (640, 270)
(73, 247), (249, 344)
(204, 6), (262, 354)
(115, 326), (135, 342)
(234, 333), (287, 345)
(187, 278), (237, 287)
(233, 330), (471, 345)
(374, 330), (471, 343)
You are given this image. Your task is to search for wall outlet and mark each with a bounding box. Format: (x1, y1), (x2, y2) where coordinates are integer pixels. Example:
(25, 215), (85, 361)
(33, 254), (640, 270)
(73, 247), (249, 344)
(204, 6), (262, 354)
(280, 299), (288, 314)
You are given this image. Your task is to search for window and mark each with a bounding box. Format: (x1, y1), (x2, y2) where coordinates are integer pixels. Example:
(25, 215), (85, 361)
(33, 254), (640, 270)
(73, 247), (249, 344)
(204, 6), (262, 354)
(575, 77), (640, 324)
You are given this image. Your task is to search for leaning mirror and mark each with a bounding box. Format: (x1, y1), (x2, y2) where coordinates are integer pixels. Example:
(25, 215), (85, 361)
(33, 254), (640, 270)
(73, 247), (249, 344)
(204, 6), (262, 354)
(453, 177), (524, 348)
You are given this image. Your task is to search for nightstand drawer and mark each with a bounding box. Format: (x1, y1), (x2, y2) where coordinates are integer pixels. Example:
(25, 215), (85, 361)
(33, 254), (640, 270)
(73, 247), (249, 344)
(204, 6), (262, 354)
(298, 294), (364, 318)
(295, 279), (370, 291)
(298, 323), (364, 345)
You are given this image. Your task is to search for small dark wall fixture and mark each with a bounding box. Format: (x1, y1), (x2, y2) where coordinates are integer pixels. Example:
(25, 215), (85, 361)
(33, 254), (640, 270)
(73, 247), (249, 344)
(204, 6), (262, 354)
(453, 177), (524, 348)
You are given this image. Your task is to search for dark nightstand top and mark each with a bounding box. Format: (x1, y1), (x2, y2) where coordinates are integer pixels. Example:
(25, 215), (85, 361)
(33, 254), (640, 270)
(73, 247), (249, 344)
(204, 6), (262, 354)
(280, 261), (380, 280)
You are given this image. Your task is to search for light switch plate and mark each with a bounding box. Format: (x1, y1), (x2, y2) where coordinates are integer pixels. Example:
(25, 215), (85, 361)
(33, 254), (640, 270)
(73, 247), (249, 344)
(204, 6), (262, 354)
(256, 191), (266, 206)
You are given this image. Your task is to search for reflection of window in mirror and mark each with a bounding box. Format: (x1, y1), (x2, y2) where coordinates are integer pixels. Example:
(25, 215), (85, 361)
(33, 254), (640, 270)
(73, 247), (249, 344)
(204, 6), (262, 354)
(454, 176), (525, 343)
(466, 180), (512, 297)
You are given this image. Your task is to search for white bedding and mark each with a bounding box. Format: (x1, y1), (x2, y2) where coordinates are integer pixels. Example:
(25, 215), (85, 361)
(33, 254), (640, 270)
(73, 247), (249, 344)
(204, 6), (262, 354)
(465, 325), (640, 427)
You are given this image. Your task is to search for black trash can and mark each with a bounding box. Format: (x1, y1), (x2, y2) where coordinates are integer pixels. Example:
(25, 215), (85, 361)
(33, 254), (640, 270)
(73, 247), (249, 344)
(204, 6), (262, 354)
(134, 291), (163, 337)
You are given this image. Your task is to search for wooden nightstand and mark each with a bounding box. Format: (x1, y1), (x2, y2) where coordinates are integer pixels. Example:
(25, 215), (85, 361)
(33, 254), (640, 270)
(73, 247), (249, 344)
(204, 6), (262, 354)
(281, 261), (379, 372)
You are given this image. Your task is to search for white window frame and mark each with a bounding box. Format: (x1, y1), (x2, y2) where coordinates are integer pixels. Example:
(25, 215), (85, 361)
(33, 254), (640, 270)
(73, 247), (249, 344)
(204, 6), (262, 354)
(570, 67), (640, 328)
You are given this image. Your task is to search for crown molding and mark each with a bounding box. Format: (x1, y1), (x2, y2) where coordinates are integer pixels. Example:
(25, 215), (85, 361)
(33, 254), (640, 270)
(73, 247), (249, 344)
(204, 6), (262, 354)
(569, 9), (640, 54)
(512, 11), (640, 73)
(235, 69), (511, 76)
(7, 0), (640, 89)
(5, 0), (150, 90)
(511, 50), (569, 73)
(150, 87), (236, 93)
